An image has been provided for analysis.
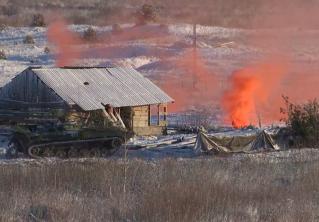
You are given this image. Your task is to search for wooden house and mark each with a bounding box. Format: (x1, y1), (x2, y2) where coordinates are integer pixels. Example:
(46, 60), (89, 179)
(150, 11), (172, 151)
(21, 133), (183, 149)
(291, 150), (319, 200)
(0, 66), (174, 136)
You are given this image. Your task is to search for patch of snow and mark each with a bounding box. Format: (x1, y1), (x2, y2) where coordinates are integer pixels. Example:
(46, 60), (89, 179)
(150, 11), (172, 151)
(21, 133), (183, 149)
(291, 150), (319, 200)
(116, 56), (160, 69)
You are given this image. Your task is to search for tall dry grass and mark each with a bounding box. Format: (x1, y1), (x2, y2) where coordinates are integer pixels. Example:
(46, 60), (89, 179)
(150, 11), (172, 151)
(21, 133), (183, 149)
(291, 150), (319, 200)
(1, 150), (319, 221)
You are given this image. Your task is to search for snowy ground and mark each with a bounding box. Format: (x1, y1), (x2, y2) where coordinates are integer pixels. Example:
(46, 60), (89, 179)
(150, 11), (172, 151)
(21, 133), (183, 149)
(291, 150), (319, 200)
(0, 127), (276, 160)
(1, 145), (319, 165)
(1, 24), (319, 159)
(2, 24), (319, 92)
(3, 24), (318, 85)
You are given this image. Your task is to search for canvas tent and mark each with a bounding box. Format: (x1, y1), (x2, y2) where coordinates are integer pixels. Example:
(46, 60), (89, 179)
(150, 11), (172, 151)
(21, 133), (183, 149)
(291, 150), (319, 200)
(194, 130), (280, 154)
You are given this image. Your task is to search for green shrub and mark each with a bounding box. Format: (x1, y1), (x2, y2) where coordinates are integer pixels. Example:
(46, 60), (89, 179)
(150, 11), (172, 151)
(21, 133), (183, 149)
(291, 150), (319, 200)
(281, 96), (319, 147)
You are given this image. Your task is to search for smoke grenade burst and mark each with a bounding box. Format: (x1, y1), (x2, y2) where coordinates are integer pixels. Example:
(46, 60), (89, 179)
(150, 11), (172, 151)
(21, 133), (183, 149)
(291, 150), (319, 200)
(222, 61), (288, 128)
(47, 20), (82, 67)
(161, 49), (217, 113)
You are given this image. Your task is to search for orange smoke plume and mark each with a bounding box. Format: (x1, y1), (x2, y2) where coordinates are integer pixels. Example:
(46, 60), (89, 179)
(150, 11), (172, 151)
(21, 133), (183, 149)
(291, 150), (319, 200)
(161, 49), (217, 112)
(47, 20), (82, 67)
(222, 61), (288, 128)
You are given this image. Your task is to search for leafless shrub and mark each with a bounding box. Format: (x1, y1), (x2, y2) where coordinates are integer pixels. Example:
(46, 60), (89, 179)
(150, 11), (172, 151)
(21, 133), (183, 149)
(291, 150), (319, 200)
(23, 35), (35, 44)
(281, 96), (319, 147)
(83, 27), (97, 42)
(0, 50), (6, 60)
(31, 13), (46, 27)
(44, 46), (50, 54)
(135, 4), (158, 26)
(0, 24), (7, 32)
(112, 24), (123, 34)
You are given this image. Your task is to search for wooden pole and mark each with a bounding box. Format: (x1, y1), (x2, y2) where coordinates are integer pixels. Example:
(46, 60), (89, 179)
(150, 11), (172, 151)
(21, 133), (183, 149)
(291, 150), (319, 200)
(193, 23), (197, 48)
(193, 23), (197, 89)
(148, 105), (151, 126)
(157, 104), (160, 126)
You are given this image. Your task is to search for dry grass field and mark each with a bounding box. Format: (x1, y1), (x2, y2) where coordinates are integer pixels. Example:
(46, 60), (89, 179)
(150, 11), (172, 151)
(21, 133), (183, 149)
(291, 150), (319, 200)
(1, 149), (319, 221)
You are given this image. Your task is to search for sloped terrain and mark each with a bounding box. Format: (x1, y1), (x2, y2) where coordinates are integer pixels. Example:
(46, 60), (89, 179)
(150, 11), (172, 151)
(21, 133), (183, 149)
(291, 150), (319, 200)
(1, 21), (319, 221)
(1, 23), (319, 117)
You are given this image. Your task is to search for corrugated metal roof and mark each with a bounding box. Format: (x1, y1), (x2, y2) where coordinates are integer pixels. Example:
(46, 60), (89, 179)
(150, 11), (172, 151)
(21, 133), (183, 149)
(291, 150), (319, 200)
(31, 67), (173, 111)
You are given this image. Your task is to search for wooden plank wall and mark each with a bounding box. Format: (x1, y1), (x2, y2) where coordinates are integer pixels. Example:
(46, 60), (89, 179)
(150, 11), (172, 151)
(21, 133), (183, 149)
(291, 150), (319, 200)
(133, 126), (165, 136)
(132, 105), (168, 136)
(132, 106), (149, 128)
(0, 69), (63, 104)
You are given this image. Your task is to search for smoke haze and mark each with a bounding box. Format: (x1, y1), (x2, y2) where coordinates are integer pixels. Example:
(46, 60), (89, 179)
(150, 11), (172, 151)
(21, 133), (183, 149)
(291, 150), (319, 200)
(45, 0), (319, 127)
(47, 20), (83, 67)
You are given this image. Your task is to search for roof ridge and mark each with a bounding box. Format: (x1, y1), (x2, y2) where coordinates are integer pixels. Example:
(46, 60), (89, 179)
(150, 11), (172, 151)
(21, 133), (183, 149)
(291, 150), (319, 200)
(30, 66), (115, 70)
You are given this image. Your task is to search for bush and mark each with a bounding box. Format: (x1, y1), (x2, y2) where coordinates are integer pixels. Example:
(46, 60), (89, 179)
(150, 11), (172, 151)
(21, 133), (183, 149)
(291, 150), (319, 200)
(135, 4), (158, 25)
(281, 96), (319, 147)
(31, 14), (46, 27)
(112, 24), (122, 34)
(23, 35), (35, 44)
(0, 24), (7, 32)
(0, 50), (6, 60)
(83, 27), (97, 42)
(44, 47), (50, 54)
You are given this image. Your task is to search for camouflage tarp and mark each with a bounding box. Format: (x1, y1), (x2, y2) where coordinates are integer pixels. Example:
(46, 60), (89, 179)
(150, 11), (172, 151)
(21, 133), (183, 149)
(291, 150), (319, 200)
(194, 130), (280, 154)
(194, 132), (230, 154)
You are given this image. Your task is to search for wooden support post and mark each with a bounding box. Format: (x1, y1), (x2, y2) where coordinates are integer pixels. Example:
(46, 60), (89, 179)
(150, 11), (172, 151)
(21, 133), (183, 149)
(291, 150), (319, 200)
(193, 23), (197, 48)
(148, 105), (151, 126)
(84, 112), (91, 125)
(131, 107), (134, 129)
(157, 104), (160, 126)
(114, 109), (126, 129)
(102, 109), (114, 122)
(163, 104), (167, 122)
(104, 105), (118, 122)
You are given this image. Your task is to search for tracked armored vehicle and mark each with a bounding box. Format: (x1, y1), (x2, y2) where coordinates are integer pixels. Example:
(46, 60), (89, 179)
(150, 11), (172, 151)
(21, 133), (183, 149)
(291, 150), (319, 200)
(0, 108), (130, 158)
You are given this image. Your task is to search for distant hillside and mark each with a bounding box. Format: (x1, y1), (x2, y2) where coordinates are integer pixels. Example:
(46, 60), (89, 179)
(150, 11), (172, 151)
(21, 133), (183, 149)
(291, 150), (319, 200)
(0, 0), (319, 28)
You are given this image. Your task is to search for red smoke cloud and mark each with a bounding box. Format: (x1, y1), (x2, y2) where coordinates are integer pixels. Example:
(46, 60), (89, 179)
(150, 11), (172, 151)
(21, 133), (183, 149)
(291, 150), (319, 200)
(222, 61), (288, 128)
(46, 19), (319, 129)
(161, 49), (217, 112)
(47, 21), (168, 67)
(47, 20), (82, 67)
